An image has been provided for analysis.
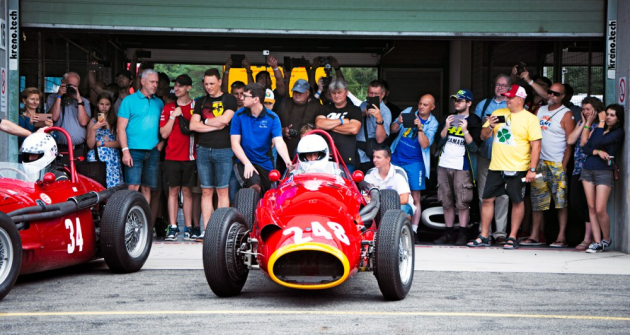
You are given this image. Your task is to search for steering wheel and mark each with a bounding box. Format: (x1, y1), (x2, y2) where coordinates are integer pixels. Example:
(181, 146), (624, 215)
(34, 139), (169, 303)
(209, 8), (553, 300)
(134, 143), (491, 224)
(0, 167), (32, 181)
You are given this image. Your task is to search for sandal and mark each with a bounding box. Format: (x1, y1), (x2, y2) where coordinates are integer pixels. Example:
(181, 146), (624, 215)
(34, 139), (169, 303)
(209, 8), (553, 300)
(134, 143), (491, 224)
(550, 240), (568, 248)
(503, 237), (518, 250)
(467, 235), (491, 247)
(575, 241), (590, 251)
(519, 238), (542, 246)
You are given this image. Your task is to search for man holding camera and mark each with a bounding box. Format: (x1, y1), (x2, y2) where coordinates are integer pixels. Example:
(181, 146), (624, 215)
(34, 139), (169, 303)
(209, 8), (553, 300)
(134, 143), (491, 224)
(356, 80), (392, 173)
(390, 94), (439, 234)
(468, 85), (542, 249)
(434, 89), (482, 245)
(47, 72), (92, 161)
(278, 79), (321, 164)
(522, 83), (575, 248)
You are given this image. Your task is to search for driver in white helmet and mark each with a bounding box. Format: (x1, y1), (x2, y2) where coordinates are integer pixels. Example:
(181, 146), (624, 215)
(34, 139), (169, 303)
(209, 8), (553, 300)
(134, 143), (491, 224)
(20, 132), (68, 182)
(294, 134), (335, 175)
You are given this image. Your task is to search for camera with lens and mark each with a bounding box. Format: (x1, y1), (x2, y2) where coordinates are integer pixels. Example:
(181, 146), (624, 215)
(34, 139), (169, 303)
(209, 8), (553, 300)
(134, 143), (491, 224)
(64, 84), (77, 98)
(288, 128), (300, 138)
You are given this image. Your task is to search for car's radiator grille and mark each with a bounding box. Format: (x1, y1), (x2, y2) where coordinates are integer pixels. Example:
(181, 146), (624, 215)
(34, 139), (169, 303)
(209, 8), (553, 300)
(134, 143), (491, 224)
(273, 251), (344, 284)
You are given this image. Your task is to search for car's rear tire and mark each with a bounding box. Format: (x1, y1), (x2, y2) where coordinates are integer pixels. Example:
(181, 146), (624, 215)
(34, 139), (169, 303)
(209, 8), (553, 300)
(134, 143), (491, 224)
(203, 207), (249, 297)
(0, 212), (21, 301)
(101, 190), (153, 273)
(374, 209), (414, 301)
(234, 188), (259, 229)
(378, 189), (401, 227)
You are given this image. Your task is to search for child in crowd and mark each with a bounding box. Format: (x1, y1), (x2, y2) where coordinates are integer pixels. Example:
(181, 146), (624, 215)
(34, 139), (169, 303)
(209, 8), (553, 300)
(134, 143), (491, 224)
(86, 93), (123, 188)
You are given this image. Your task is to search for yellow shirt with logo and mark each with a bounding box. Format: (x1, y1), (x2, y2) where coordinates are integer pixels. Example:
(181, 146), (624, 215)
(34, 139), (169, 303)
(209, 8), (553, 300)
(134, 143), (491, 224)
(483, 108), (542, 171)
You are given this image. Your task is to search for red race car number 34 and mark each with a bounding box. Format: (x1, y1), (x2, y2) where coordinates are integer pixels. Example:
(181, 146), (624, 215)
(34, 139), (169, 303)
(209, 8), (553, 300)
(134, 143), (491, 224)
(283, 221), (350, 245)
(65, 218), (84, 253)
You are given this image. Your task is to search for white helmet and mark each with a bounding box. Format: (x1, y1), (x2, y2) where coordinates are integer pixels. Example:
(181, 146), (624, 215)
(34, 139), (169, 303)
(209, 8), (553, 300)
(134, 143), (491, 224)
(296, 134), (332, 173)
(20, 133), (58, 180)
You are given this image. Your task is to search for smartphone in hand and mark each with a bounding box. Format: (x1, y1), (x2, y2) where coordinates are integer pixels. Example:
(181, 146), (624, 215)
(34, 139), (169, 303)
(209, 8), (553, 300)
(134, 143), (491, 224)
(366, 96), (380, 110)
(402, 113), (416, 128)
(495, 115), (506, 123)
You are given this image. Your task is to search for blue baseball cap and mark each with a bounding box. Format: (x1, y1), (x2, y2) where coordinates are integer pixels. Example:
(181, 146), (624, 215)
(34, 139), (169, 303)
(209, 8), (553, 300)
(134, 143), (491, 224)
(292, 79), (310, 93)
(450, 89), (474, 101)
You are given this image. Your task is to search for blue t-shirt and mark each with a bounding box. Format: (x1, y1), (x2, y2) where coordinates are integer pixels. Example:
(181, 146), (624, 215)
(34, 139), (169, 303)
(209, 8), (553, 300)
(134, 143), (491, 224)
(230, 107), (282, 171)
(392, 115), (428, 166)
(118, 91), (164, 150)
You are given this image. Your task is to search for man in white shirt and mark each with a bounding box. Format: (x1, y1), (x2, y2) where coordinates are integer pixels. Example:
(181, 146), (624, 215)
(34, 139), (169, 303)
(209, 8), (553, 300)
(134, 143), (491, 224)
(364, 145), (415, 217)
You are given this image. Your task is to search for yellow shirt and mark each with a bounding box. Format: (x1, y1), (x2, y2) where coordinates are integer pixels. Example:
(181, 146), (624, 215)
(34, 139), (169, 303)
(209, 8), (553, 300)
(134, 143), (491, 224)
(483, 108), (542, 171)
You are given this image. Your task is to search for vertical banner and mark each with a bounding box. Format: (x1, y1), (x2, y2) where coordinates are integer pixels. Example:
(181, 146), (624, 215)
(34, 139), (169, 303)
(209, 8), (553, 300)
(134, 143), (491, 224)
(607, 20), (617, 80)
(8, 9), (17, 70)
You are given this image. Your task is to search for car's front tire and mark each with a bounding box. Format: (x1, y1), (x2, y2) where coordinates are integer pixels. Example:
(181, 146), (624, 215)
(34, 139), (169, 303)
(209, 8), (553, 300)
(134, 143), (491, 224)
(0, 212), (21, 301)
(374, 209), (414, 301)
(234, 188), (260, 229)
(203, 208), (249, 297)
(101, 190), (153, 273)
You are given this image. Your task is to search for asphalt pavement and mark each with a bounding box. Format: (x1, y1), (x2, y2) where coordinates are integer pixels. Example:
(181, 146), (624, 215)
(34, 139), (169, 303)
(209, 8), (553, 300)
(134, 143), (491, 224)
(1, 238), (630, 334)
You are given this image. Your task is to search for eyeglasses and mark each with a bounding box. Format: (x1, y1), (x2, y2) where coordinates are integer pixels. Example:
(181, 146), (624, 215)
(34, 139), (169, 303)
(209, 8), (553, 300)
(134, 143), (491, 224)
(495, 84), (509, 89)
(242, 94), (253, 99)
(547, 90), (564, 97)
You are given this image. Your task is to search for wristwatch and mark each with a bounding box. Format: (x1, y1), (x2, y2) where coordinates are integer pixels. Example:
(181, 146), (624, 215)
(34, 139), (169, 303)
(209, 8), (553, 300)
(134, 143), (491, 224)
(77, 101), (85, 106)
(376, 120), (384, 125)
(529, 167), (536, 172)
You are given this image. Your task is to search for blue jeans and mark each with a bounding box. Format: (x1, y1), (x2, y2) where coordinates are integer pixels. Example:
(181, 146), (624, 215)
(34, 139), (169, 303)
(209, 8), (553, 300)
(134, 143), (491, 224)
(124, 148), (160, 188)
(196, 146), (233, 189)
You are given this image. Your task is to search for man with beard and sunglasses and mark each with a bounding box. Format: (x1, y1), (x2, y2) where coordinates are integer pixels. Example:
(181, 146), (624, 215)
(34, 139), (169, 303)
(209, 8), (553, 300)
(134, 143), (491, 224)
(520, 83), (575, 248)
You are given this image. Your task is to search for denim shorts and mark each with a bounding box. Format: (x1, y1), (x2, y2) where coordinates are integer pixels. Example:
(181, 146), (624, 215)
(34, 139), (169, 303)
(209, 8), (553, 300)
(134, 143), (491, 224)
(580, 168), (614, 187)
(397, 161), (426, 191)
(124, 148), (160, 189)
(196, 146), (233, 189)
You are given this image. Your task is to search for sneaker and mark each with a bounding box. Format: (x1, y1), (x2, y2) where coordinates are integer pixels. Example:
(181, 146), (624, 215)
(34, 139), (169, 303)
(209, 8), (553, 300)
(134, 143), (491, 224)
(165, 225), (179, 241)
(455, 232), (468, 246)
(191, 226), (201, 240)
(195, 230), (205, 242)
(434, 232), (455, 245)
(586, 242), (603, 253)
(184, 226), (194, 241)
(602, 239), (612, 250)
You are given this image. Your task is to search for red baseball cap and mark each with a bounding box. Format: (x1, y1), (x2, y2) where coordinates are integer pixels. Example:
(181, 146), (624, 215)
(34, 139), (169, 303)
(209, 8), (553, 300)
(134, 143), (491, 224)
(501, 85), (527, 99)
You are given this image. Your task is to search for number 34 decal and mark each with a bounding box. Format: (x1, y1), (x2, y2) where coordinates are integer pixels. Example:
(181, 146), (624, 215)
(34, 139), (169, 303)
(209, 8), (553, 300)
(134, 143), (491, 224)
(65, 218), (84, 254)
(283, 221), (350, 246)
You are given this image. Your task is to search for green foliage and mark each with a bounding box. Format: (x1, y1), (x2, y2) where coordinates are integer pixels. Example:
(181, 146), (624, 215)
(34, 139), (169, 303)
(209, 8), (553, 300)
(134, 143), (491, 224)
(341, 67), (378, 101)
(154, 64), (221, 99)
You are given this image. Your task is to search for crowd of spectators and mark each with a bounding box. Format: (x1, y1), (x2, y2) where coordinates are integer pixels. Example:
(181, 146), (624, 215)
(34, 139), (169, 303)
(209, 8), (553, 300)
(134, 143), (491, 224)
(7, 57), (625, 252)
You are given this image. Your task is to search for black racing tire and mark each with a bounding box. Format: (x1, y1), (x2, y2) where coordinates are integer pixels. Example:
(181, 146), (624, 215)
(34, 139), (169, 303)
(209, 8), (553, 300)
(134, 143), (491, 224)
(101, 190), (153, 273)
(378, 189), (401, 227)
(234, 188), (259, 229)
(203, 207), (249, 297)
(374, 209), (414, 301)
(0, 212), (21, 301)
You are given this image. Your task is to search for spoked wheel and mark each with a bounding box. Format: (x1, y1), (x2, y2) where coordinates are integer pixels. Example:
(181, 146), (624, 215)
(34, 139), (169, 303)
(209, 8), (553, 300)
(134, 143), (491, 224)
(0, 212), (21, 301)
(203, 208), (249, 297)
(101, 190), (153, 273)
(374, 209), (414, 301)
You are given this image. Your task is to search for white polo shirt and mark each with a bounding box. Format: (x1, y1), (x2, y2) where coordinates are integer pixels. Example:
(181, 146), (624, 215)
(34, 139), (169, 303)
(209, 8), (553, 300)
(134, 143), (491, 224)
(364, 163), (416, 214)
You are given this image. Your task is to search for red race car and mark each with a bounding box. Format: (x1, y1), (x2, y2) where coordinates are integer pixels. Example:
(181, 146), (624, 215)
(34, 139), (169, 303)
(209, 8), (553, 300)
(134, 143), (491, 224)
(203, 130), (414, 300)
(0, 127), (152, 300)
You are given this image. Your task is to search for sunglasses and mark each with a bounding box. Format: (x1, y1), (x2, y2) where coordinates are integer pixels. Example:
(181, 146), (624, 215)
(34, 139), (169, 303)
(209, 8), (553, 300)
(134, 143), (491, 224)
(547, 90), (564, 97)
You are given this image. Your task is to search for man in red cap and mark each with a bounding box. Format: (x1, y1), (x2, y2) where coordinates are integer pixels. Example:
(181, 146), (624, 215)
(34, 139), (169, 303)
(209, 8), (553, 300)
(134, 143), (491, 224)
(468, 85), (542, 249)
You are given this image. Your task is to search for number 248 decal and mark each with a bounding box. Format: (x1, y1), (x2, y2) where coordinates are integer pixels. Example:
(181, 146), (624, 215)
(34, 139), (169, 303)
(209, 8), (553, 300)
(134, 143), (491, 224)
(283, 221), (349, 245)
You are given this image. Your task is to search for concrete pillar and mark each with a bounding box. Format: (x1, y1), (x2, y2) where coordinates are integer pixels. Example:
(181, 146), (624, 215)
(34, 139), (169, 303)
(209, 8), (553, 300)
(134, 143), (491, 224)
(614, 0), (629, 253)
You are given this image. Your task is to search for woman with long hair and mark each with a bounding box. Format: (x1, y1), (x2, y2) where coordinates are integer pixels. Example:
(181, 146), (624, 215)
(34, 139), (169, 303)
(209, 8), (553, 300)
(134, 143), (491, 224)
(567, 97), (604, 251)
(18, 87), (52, 147)
(580, 104), (625, 253)
(86, 93), (122, 188)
